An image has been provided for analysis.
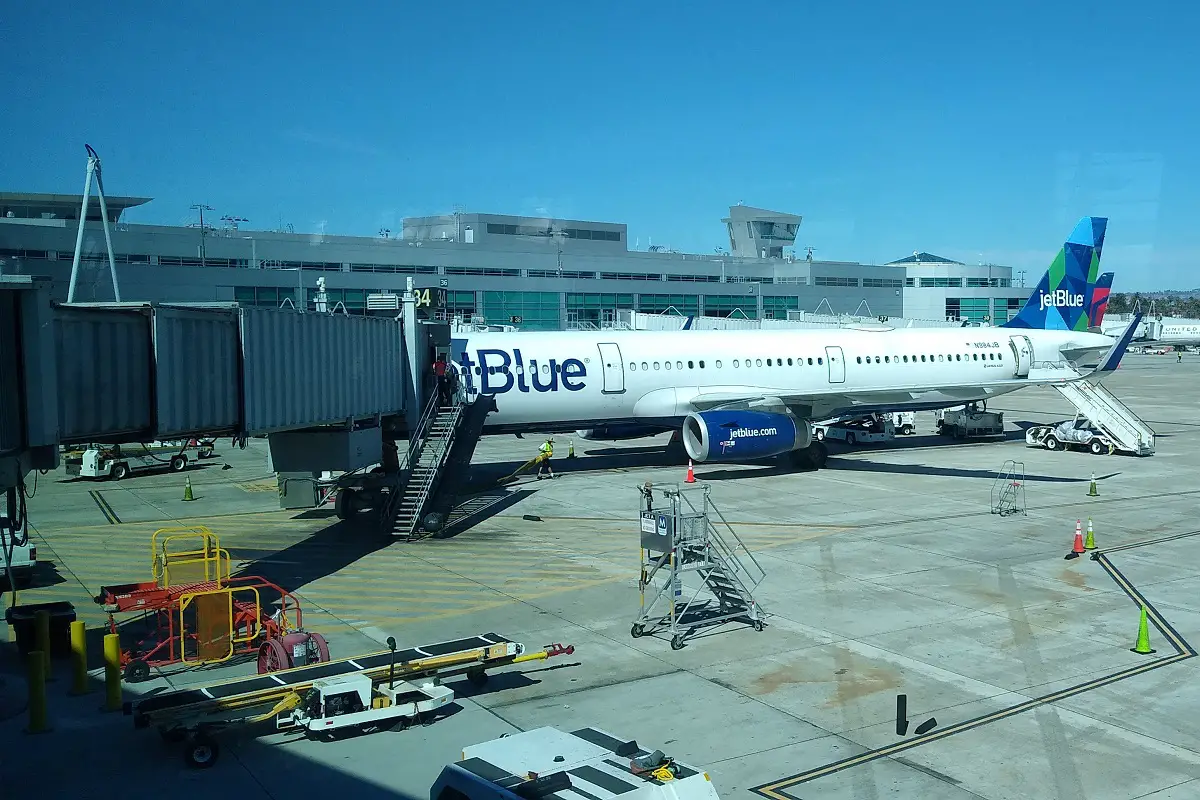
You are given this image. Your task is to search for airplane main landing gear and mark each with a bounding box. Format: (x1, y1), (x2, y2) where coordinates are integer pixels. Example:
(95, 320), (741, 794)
(786, 441), (827, 471)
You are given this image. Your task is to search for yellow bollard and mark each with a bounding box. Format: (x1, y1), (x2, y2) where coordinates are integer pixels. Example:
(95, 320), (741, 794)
(102, 633), (122, 712)
(26, 650), (50, 734)
(69, 621), (89, 696)
(34, 609), (52, 682)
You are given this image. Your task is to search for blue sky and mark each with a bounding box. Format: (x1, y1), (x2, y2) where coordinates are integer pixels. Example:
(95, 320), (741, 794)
(3, 2), (1196, 290)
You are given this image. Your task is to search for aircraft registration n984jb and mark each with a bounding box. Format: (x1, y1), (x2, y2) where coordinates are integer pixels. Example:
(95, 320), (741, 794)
(451, 216), (1142, 470)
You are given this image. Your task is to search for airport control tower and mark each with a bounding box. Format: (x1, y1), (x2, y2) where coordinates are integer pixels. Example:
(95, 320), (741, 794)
(722, 204), (802, 260)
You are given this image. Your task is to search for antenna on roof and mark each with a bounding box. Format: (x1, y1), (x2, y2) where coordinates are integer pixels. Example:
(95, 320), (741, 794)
(67, 144), (122, 303)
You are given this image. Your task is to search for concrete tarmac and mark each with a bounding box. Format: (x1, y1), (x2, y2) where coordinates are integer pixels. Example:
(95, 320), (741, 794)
(2, 351), (1198, 800)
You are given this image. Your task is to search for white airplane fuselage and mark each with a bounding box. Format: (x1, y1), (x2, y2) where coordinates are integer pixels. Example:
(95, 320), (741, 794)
(452, 326), (1115, 433)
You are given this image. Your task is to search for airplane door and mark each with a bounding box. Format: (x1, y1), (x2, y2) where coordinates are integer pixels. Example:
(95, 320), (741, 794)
(825, 346), (846, 384)
(596, 342), (625, 394)
(1009, 335), (1032, 378)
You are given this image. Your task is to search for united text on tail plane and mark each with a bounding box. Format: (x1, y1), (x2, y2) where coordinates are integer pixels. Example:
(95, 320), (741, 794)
(450, 217), (1141, 470)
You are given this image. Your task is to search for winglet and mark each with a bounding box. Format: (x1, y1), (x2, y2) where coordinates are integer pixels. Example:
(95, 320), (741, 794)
(1092, 312), (1143, 374)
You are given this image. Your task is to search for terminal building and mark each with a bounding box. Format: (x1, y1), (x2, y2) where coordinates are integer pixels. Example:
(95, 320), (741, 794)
(0, 192), (1031, 328)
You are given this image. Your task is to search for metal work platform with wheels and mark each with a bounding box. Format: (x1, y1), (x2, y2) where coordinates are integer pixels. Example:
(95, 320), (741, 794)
(126, 633), (576, 768)
(990, 460), (1026, 516)
(631, 482), (767, 650)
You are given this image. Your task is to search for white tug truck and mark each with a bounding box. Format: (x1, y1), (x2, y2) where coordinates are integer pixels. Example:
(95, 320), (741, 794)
(63, 439), (216, 480)
(1025, 415), (1118, 455)
(430, 727), (721, 800)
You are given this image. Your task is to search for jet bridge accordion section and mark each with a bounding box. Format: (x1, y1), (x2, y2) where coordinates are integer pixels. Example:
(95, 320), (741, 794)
(0, 278), (407, 450)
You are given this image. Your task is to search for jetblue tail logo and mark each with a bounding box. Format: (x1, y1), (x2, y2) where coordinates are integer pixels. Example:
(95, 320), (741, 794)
(1002, 216), (1108, 332)
(1038, 289), (1084, 312)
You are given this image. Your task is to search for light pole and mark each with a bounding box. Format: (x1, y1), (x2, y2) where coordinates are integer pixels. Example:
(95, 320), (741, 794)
(190, 203), (214, 267)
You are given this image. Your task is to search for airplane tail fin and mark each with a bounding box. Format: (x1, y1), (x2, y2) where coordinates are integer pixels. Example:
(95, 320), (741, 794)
(1000, 216), (1108, 331)
(1087, 272), (1114, 331)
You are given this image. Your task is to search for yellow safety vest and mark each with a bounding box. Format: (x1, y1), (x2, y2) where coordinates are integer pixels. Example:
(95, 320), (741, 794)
(540, 442), (553, 456)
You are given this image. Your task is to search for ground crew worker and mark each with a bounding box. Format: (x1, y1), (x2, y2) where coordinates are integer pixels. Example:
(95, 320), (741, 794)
(536, 437), (556, 479)
(1178, 350), (1183, 363)
(433, 356), (448, 404)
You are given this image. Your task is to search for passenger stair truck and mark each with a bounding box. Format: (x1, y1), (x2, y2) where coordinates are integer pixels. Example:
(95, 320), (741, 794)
(1043, 379), (1156, 456)
(430, 726), (722, 800)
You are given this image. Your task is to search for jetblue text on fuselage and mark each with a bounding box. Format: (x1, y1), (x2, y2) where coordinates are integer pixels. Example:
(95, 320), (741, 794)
(460, 348), (587, 394)
(1038, 289), (1084, 312)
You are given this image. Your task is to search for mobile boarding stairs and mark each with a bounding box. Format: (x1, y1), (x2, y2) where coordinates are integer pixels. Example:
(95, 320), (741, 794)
(632, 483), (768, 650)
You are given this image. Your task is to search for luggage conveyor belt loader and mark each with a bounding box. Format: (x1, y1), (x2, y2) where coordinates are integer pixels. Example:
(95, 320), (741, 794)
(125, 632), (575, 768)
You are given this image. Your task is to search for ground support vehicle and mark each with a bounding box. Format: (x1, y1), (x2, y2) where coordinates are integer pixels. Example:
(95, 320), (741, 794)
(429, 726), (722, 800)
(278, 671), (454, 739)
(813, 414), (895, 445)
(64, 438), (217, 480)
(936, 405), (1005, 439)
(125, 633), (575, 768)
(94, 526), (330, 681)
(1026, 416), (1119, 455)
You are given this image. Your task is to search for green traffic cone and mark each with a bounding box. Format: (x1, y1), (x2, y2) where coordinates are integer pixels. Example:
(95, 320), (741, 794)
(1084, 518), (1095, 550)
(1131, 606), (1155, 655)
(1089, 472), (1098, 497)
(183, 477), (194, 502)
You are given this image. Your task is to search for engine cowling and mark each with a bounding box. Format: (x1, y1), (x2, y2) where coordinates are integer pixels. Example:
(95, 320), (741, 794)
(575, 423), (670, 441)
(682, 410), (812, 463)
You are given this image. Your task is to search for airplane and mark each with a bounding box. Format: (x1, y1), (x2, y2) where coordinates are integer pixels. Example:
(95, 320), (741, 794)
(449, 216), (1141, 471)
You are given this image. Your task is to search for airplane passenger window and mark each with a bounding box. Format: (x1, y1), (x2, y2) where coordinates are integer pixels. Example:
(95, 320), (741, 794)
(807, 358), (813, 365)
(885, 356), (890, 363)
(654, 362), (660, 369)
(956, 354), (961, 361)
(714, 360), (721, 367)
(920, 356), (926, 362)
(688, 360), (694, 369)
(756, 359), (763, 367)
(629, 363), (636, 371)
(818, 357), (823, 365)
(767, 358), (773, 366)
(787, 358), (793, 366)
(542, 364), (549, 373)
(939, 355), (944, 362)
(641, 362), (648, 370)
(665, 361), (672, 370)
(699, 360), (705, 368)
(875, 356), (881, 363)
(733, 359), (739, 367)
(676, 361), (683, 370)
(856, 357), (862, 364)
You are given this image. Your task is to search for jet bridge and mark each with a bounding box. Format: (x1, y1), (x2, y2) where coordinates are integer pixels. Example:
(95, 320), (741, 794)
(0, 275), (444, 495)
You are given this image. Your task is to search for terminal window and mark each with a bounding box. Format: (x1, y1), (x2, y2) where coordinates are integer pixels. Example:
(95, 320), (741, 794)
(482, 291), (561, 330)
(945, 297), (990, 323)
(704, 295), (758, 319)
(637, 294), (698, 316)
(762, 296), (799, 319)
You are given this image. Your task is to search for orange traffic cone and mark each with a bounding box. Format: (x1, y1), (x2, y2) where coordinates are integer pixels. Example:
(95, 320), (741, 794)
(1065, 520), (1085, 560)
(685, 459), (696, 483)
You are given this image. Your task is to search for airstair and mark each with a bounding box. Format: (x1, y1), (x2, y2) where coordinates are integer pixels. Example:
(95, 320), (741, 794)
(632, 483), (767, 650)
(1056, 378), (1156, 456)
(385, 386), (493, 539)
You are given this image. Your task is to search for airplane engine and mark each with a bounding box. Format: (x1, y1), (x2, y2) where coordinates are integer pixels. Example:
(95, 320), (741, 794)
(682, 410), (812, 463)
(575, 423), (671, 441)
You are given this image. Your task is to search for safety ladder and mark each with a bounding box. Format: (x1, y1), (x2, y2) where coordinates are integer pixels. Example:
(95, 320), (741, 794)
(385, 390), (465, 539)
(1054, 379), (1155, 456)
(990, 459), (1026, 516)
(633, 483), (767, 649)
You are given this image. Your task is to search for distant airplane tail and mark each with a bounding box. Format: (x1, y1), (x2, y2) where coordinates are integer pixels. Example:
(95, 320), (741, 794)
(1087, 272), (1114, 329)
(1000, 216), (1109, 331)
